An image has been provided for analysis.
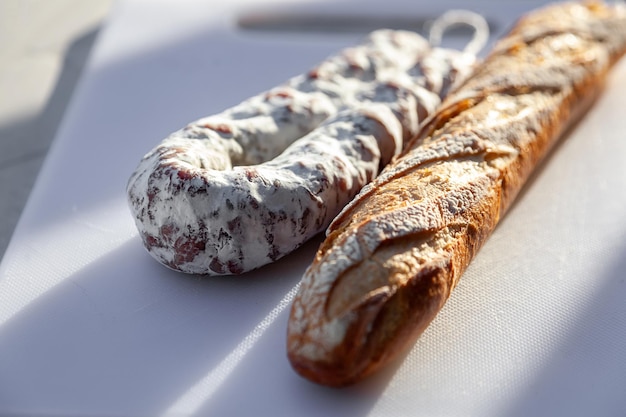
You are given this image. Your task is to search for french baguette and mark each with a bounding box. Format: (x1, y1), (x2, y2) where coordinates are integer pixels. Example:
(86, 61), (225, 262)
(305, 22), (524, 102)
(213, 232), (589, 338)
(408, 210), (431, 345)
(287, 0), (626, 387)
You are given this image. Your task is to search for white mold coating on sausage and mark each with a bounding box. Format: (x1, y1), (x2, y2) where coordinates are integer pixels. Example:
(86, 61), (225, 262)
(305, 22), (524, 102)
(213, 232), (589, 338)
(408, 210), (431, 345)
(127, 29), (479, 275)
(130, 106), (401, 274)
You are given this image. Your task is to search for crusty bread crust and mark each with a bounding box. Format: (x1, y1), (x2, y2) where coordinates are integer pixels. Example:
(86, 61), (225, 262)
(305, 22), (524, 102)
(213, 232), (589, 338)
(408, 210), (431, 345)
(287, 1), (626, 386)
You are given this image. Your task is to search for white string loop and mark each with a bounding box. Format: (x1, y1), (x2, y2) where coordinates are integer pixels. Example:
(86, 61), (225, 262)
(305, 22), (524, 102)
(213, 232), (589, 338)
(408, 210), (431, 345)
(428, 10), (490, 56)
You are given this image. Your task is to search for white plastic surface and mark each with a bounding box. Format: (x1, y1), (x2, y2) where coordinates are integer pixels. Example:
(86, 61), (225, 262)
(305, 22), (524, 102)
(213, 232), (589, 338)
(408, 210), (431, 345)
(1, 0), (625, 416)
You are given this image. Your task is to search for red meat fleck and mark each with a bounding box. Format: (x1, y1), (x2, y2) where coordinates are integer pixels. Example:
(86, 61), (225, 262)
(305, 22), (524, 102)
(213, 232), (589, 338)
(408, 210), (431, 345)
(144, 233), (159, 249)
(147, 189), (157, 204)
(308, 68), (320, 79)
(385, 80), (401, 90)
(177, 169), (194, 181)
(227, 217), (241, 233)
(173, 236), (206, 265)
(210, 258), (225, 274)
(204, 123), (232, 134)
(160, 224), (177, 241)
(245, 168), (258, 181)
(266, 89), (292, 100)
(227, 260), (244, 275)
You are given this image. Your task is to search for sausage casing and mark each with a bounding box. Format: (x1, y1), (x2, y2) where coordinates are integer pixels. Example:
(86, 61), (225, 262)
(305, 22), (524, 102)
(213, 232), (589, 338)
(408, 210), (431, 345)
(127, 28), (481, 274)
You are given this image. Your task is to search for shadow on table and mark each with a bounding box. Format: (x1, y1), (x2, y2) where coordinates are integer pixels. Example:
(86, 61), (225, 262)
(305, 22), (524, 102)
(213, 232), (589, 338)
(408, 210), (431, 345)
(0, 27), (103, 259)
(0, 231), (399, 416)
(500, 241), (626, 417)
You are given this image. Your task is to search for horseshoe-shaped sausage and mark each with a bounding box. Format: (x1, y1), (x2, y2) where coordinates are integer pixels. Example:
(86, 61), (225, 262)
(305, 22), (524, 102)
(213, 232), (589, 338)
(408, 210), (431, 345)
(127, 22), (487, 275)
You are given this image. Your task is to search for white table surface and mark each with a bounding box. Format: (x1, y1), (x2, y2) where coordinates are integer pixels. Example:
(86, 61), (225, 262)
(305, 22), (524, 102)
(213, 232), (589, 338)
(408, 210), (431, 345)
(1, 0), (625, 416)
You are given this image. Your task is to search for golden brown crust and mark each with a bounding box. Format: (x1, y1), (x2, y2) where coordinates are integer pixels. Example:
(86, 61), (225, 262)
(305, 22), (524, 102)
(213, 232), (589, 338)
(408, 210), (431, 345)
(287, 1), (626, 387)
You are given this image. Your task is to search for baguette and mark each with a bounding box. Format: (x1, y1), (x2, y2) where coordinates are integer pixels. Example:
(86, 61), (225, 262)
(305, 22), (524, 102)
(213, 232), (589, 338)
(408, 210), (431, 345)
(287, 0), (626, 387)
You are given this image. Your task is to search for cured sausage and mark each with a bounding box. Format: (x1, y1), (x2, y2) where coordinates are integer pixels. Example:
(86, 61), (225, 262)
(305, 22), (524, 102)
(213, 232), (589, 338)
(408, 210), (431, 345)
(127, 20), (487, 275)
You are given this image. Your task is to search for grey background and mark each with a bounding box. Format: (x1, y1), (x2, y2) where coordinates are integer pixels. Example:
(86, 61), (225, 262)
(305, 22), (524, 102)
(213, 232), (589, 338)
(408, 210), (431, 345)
(0, 0), (113, 259)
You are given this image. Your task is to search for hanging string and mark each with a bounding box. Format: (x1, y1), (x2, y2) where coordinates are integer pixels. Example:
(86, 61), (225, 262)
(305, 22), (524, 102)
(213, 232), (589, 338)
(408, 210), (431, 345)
(428, 10), (490, 56)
